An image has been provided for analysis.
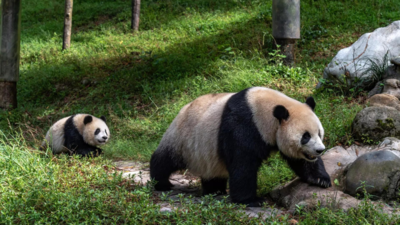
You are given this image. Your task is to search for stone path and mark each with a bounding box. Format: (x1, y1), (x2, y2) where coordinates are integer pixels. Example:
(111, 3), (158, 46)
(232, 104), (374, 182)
(115, 138), (400, 219)
(114, 160), (284, 219)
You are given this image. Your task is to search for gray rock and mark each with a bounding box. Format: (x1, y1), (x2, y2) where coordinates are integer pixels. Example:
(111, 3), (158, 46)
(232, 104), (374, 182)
(382, 79), (400, 99)
(368, 94), (400, 110)
(318, 21), (400, 89)
(240, 207), (282, 219)
(368, 81), (384, 98)
(160, 207), (173, 214)
(367, 66), (400, 98)
(391, 56), (400, 66)
(343, 150), (400, 199)
(352, 106), (400, 142)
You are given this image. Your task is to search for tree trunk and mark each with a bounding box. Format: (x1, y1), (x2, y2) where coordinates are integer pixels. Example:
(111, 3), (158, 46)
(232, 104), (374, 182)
(131, 0), (140, 31)
(0, 0), (21, 110)
(0, 82), (17, 109)
(63, 0), (73, 50)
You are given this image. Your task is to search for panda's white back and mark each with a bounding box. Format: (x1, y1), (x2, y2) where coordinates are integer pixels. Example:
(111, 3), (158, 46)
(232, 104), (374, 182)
(42, 116), (70, 154)
(159, 93), (234, 179)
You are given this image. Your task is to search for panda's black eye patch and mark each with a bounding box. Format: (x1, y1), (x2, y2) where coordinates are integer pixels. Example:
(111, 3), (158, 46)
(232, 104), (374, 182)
(318, 130), (321, 138)
(95, 128), (100, 135)
(301, 132), (311, 145)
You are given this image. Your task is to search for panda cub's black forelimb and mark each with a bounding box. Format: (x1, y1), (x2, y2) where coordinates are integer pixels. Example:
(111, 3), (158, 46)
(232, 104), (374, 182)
(74, 146), (103, 157)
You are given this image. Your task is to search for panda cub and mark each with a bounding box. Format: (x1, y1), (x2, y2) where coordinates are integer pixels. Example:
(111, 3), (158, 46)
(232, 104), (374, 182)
(150, 87), (331, 206)
(42, 114), (110, 157)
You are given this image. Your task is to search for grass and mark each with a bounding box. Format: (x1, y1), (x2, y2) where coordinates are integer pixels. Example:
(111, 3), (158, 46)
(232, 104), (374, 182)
(0, 0), (400, 223)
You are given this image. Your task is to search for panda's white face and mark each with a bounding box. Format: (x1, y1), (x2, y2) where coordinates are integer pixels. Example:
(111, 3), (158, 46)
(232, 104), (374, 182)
(93, 123), (110, 145)
(275, 106), (325, 162)
(82, 116), (110, 146)
(298, 129), (325, 162)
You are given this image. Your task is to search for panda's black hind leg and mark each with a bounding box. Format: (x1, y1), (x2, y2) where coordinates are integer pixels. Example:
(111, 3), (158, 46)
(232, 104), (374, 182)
(150, 146), (186, 191)
(201, 177), (228, 195)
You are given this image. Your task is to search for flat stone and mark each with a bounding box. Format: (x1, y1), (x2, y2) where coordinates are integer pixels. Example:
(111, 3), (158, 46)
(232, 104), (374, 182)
(160, 207), (173, 214)
(368, 93), (400, 110)
(240, 207), (282, 219)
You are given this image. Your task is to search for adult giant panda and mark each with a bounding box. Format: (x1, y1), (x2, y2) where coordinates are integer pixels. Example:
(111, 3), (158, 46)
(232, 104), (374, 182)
(41, 114), (110, 157)
(150, 87), (331, 206)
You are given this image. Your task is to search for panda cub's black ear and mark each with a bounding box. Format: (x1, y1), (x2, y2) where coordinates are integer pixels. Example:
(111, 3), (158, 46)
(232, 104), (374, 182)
(273, 105), (289, 124)
(84, 115), (93, 125)
(305, 97), (316, 111)
(100, 116), (106, 123)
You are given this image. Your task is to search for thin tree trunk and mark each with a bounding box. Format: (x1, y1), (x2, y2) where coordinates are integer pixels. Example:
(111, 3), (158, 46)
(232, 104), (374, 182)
(0, 0), (21, 110)
(0, 82), (17, 109)
(63, 0), (73, 50)
(131, 0), (140, 31)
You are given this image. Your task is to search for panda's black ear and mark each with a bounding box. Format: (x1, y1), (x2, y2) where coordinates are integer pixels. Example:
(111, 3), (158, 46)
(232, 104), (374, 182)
(273, 105), (289, 124)
(100, 116), (106, 123)
(84, 115), (93, 125)
(305, 97), (316, 111)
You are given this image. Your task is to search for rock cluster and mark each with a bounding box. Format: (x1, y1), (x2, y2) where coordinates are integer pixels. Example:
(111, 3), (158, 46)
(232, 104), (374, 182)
(270, 137), (400, 214)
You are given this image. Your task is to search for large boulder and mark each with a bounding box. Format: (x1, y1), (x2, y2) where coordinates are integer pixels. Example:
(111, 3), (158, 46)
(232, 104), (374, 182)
(343, 150), (400, 200)
(352, 106), (400, 142)
(317, 21), (400, 89)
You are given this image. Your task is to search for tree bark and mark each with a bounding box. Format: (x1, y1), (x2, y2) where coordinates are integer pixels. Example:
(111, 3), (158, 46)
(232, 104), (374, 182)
(0, 0), (21, 110)
(131, 0), (140, 31)
(275, 38), (296, 67)
(0, 82), (17, 109)
(63, 0), (73, 50)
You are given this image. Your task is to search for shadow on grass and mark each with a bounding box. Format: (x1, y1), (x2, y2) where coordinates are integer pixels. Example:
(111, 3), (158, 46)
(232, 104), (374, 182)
(21, 0), (255, 42)
(18, 15), (271, 110)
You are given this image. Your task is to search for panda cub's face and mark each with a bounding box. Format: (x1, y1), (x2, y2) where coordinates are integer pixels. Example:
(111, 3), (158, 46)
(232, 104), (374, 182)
(83, 115), (110, 146)
(274, 97), (325, 162)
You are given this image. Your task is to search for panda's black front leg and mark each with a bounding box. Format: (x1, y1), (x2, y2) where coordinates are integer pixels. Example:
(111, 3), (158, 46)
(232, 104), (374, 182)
(75, 145), (102, 157)
(281, 153), (331, 188)
(228, 159), (264, 207)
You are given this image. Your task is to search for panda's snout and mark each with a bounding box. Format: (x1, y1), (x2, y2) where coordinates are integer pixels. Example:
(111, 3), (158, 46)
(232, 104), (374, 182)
(316, 148), (325, 155)
(102, 136), (108, 140)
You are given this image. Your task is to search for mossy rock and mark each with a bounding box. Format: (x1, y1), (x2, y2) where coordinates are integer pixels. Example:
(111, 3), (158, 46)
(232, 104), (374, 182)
(352, 106), (400, 142)
(343, 150), (400, 200)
